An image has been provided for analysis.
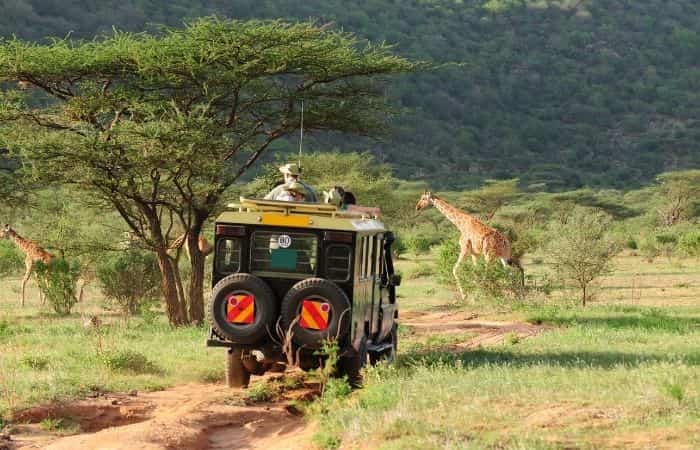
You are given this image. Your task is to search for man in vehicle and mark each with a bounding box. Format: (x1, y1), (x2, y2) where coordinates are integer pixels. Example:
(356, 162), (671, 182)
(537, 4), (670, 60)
(264, 163), (319, 202)
(282, 182), (310, 202)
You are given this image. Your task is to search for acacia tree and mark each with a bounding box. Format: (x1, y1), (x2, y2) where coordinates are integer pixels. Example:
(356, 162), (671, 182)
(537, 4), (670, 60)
(655, 170), (700, 226)
(546, 207), (618, 306)
(0, 18), (420, 325)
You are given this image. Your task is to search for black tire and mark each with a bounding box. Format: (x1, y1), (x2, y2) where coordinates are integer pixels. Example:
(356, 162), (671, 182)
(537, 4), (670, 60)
(210, 273), (277, 345)
(280, 278), (351, 349)
(226, 348), (251, 388)
(369, 324), (398, 365)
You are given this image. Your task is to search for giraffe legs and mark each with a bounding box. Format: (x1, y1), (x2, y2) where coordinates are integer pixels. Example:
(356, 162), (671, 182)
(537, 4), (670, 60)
(453, 251), (467, 300)
(20, 260), (32, 307)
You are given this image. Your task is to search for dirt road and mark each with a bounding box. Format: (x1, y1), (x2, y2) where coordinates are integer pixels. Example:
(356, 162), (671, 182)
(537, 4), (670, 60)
(8, 382), (314, 450)
(5, 314), (545, 450)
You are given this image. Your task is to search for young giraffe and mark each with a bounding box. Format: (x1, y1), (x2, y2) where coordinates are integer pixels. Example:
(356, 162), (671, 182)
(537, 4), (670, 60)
(415, 192), (524, 299)
(167, 232), (214, 259)
(0, 224), (54, 306)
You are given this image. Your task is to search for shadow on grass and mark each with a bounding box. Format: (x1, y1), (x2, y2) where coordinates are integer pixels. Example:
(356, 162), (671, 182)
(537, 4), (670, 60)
(398, 347), (700, 370)
(526, 309), (700, 333)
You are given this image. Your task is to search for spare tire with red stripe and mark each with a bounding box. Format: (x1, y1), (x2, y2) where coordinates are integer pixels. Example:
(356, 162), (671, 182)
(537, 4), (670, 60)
(210, 273), (277, 345)
(280, 278), (351, 349)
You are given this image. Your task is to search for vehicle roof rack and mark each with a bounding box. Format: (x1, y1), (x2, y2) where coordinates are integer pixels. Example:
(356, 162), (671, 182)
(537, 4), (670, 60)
(227, 197), (379, 219)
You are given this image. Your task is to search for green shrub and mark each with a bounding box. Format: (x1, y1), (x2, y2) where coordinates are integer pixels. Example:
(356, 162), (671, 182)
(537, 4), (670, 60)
(97, 250), (161, 315)
(0, 240), (23, 277)
(402, 233), (433, 255)
(21, 355), (50, 370)
(625, 238), (638, 250)
(435, 239), (522, 302)
(678, 229), (700, 257)
(102, 349), (161, 374)
(35, 258), (80, 315)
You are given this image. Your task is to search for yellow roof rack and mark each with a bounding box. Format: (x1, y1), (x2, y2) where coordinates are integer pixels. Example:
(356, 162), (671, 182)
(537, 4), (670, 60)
(227, 197), (380, 219)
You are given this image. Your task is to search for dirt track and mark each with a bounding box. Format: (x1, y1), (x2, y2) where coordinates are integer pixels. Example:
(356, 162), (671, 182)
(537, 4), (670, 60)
(5, 314), (546, 450)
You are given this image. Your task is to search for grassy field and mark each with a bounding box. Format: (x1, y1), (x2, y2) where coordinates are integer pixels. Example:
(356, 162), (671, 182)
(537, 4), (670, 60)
(312, 253), (700, 449)
(0, 280), (223, 421)
(1, 253), (700, 449)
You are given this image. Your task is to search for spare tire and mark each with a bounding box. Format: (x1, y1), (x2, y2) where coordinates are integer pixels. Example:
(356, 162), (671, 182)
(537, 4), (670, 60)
(210, 273), (277, 345)
(280, 278), (351, 349)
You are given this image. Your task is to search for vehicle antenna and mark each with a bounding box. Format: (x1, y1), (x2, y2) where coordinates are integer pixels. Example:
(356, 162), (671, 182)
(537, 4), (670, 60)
(298, 99), (304, 172)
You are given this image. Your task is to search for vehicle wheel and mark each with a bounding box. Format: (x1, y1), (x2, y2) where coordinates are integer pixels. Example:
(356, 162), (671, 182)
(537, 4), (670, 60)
(338, 338), (367, 388)
(280, 278), (351, 349)
(210, 274), (277, 345)
(369, 324), (397, 365)
(226, 348), (251, 388)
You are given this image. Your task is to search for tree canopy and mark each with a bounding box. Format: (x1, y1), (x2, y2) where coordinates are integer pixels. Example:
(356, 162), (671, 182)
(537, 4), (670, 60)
(0, 17), (419, 325)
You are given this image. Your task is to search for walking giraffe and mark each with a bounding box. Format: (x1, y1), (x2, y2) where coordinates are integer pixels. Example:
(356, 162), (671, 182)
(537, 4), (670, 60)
(0, 224), (54, 306)
(415, 192), (524, 299)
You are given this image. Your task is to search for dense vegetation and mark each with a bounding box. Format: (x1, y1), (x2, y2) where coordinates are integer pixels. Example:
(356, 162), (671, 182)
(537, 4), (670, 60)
(2, 0), (700, 189)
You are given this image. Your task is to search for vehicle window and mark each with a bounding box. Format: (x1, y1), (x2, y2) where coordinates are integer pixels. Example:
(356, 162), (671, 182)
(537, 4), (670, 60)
(216, 238), (241, 274)
(363, 236), (371, 278)
(325, 245), (352, 282)
(372, 235), (381, 275)
(251, 231), (317, 278)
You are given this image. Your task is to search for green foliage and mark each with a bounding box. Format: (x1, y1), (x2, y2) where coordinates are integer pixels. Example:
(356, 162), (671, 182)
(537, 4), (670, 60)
(1, 2), (700, 188)
(0, 240), (23, 277)
(20, 355), (50, 370)
(546, 207), (618, 306)
(678, 229), (700, 257)
(401, 233), (433, 255)
(435, 239), (522, 302)
(34, 258), (80, 315)
(96, 250), (161, 315)
(661, 381), (685, 406)
(0, 18), (417, 326)
(101, 349), (161, 374)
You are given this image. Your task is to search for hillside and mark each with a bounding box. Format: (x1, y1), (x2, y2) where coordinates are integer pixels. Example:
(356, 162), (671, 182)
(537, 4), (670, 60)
(2, 0), (700, 189)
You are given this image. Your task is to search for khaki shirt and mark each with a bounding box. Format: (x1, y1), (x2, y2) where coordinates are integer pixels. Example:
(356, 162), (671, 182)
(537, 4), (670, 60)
(264, 181), (319, 202)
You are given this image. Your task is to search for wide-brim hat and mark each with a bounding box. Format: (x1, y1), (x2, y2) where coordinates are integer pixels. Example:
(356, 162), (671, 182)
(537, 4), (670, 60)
(279, 163), (301, 176)
(283, 182), (308, 197)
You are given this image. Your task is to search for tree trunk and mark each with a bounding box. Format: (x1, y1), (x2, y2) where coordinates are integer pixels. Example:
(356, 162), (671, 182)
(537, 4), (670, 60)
(186, 221), (206, 325)
(582, 284), (587, 307)
(155, 246), (187, 326)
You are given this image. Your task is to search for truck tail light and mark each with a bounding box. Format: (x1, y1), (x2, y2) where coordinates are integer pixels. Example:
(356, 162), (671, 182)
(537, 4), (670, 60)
(216, 225), (245, 237)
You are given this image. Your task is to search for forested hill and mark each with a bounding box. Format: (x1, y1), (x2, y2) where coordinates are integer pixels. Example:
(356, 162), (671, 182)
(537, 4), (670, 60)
(2, 1), (700, 190)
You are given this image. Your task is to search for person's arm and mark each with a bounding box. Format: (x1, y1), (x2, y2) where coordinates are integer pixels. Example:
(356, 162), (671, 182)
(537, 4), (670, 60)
(346, 205), (381, 217)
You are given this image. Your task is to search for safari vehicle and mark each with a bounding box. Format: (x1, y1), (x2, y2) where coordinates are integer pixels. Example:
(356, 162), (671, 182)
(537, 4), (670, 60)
(207, 197), (400, 387)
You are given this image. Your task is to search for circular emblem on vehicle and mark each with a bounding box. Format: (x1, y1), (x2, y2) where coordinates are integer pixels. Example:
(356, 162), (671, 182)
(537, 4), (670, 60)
(277, 234), (292, 248)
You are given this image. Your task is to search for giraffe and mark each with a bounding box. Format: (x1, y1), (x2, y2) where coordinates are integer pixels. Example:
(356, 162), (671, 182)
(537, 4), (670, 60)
(167, 232), (214, 259)
(415, 192), (524, 299)
(0, 224), (54, 306)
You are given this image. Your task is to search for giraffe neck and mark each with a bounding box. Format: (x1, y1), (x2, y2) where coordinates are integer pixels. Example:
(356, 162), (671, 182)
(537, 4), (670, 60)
(430, 196), (472, 231)
(6, 229), (51, 261)
(6, 230), (32, 255)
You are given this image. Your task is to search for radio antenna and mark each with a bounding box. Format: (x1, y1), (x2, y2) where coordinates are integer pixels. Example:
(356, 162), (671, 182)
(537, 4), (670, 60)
(298, 99), (304, 170)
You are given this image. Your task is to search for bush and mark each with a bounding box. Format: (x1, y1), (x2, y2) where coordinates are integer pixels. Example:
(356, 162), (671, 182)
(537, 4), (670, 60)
(546, 207), (618, 306)
(402, 233), (433, 255)
(0, 240), (23, 277)
(102, 349), (161, 374)
(625, 238), (638, 250)
(678, 229), (700, 257)
(435, 239), (522, 302)
(35, 258), (80, 315)
(97, 250), (161, 315)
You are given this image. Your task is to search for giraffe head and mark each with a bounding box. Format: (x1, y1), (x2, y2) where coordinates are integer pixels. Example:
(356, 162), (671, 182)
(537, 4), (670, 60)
(415, 191), (434, 212)
(0, 224), (12, 239)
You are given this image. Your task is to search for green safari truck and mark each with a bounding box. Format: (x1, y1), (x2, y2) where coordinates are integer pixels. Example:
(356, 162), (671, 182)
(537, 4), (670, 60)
(207, 198), (400, 387)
